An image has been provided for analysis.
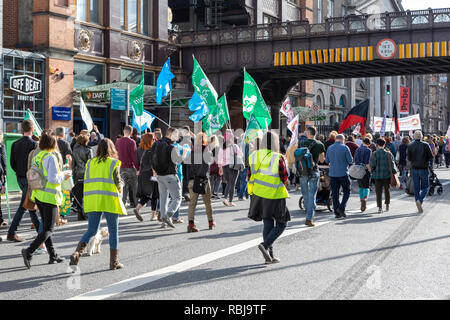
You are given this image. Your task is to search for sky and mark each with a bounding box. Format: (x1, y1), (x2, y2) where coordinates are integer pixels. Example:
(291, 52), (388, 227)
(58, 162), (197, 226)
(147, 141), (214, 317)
(402, 0), (450, 10)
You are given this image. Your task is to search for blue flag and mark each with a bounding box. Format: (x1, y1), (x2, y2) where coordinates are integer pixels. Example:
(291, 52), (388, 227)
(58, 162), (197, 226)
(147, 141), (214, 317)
(156, 58), (175, 104)
(188, 92), (209, 122)
(132, 109), (156, 133)
(188, 92), (206, 111)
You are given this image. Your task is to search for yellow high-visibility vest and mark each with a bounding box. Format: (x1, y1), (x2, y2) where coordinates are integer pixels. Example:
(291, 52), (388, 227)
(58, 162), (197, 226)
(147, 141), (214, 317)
(83, 157), (126, 215)
(248, 149), (289, 199)
(31, 151), (63, 206)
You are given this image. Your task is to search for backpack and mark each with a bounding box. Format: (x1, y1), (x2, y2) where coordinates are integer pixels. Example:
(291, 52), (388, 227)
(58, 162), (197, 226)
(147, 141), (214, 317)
(151, 140), (171, 174)
(294, 141), (317, 177)
(26, 153), (49, 190)
(445, 140), (450, 153)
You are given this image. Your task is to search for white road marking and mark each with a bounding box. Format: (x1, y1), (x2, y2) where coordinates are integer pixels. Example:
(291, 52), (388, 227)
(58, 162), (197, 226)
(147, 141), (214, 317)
(67, 219), (332, 300)
(66, 183), (444, 300)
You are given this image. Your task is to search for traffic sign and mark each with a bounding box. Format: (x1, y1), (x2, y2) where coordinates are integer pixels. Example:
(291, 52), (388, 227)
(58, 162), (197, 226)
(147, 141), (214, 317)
(376, 39), (397, 60)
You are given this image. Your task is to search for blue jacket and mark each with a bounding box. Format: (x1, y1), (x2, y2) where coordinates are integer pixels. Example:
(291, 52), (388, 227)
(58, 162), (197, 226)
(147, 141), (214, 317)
(325, 141), (353, 177)
(354, 145), (371, 165)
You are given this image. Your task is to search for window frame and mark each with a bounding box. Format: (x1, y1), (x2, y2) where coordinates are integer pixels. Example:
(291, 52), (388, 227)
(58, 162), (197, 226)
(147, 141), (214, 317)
(73, 60), (106, 90)
(76, 0), (103, 25)
(121, 0), (151, 35)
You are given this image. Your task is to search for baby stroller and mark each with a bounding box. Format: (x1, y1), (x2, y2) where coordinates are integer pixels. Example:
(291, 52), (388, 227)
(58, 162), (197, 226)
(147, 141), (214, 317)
(299, 166), (333, 212)
(428, 166), (443, 196)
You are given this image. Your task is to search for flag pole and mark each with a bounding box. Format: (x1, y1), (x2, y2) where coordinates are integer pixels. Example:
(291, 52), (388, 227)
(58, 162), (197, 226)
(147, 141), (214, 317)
(169, 90), (172, 127)
(126, 84), (130, 126)
(5, 180), (10, 224)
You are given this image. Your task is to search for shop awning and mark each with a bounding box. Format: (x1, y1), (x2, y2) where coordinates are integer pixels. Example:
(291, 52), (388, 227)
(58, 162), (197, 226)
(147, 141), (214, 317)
(290, 106), (332, 122)
(73, 82), (192, 108)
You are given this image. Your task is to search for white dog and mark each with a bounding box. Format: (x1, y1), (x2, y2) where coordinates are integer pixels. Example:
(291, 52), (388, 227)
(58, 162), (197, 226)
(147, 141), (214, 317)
(85, 227), (109, 256)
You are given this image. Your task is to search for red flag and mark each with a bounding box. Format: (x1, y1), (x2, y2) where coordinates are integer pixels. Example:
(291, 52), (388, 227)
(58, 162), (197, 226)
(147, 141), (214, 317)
(339, 99), (369, 136)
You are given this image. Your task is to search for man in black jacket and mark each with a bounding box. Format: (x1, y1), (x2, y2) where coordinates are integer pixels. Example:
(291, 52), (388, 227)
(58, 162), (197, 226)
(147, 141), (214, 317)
(56, 127), (72, 165)
(151, 127), (183, 228)
(7, 120), (40, 242)
(407, 130), (434, 213)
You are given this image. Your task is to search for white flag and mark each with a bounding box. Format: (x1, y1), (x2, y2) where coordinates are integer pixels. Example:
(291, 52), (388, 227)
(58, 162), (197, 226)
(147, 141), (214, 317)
(281, 97), (295, 122)
(288, 114), (300, 148)
(446, 126), (450, 138)
(80, 97), (94, 133)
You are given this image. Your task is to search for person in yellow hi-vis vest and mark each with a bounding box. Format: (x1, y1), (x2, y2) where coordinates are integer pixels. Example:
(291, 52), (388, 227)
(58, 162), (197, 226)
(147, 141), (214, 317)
(69, 138), (126, 271)
(248, 131), (290, 264)
(21, 131), (72, 269)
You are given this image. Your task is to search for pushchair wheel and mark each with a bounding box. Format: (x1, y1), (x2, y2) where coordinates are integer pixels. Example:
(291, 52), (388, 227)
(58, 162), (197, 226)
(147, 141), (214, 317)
(428, 187), (435, 196)
(327, 198), (333, 212)
(299, 196), (304, 210)
(437, 186), (443, 195)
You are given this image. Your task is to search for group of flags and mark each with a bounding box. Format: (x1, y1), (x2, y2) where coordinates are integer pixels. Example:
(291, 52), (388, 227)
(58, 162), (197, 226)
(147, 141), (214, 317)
(339, 99), (401, 136)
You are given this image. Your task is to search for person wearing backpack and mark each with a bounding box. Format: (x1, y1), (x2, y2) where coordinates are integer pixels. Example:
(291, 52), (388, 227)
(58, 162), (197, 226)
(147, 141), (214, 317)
(151, 127), (184, 228)
(353, 138), (373, 212)
(186, 133), (215, 232)
(296, 126), (325, 227)
(325, 134), (353, 219)
(21, 132), (72, 269)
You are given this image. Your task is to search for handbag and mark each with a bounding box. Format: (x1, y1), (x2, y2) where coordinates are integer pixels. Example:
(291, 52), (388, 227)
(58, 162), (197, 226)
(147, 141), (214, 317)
(349, 164), (367, 180)
(230, 144), (244, 171)
(387, 152), (400, 189)
(193, 176), (208, 194)
(23, 187), (37, 211)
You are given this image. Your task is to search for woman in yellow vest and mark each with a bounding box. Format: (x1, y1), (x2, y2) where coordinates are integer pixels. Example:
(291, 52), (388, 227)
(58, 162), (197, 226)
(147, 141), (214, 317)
(69, 138), (126, 270)
(248, 131), (290, 264)
(21, 131), (72, 269)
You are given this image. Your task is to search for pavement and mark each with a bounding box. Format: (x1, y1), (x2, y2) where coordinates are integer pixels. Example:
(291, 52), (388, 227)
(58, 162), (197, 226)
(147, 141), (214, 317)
(0, 167), (450, 300)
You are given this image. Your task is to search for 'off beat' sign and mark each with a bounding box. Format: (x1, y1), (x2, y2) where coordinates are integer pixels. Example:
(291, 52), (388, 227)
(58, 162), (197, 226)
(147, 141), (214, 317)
(9, 75), (42, 95)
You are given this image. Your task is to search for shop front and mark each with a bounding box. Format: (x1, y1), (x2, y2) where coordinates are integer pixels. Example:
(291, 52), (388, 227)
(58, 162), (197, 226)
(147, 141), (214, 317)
(2, 49), (46, 133)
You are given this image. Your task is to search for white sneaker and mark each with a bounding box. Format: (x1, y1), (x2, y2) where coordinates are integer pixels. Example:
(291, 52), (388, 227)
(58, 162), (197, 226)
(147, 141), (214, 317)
(36, 247), (47, 255)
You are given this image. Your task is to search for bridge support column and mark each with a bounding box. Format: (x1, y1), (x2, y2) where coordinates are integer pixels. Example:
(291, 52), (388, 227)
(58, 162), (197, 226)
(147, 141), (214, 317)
(271, 106), (279, 130)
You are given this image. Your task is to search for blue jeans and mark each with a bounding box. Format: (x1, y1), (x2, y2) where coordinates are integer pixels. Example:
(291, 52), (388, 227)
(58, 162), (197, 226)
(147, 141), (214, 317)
(262, 218), (287, 249)
(330, 176), (351, 214)
(8, 177), (40, 236)
(238, 168), (249, 199)
(412, 169), (429, 204)
(80, 212), (119, 250)
(299, 171), (320, 221)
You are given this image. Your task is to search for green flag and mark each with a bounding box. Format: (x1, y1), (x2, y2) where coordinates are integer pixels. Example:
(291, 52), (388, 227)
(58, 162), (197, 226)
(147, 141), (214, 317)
(243, 114), (265, 144)
(242, 69), (271, 128)
(192, 56), (218, 108)
(202, 94), (229, 136)
(24, 109), (42, 137)
(129, 63), (145, 116)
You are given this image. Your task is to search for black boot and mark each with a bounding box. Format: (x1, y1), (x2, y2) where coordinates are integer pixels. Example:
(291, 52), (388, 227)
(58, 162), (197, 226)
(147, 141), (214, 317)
(21, 249), (32, 269)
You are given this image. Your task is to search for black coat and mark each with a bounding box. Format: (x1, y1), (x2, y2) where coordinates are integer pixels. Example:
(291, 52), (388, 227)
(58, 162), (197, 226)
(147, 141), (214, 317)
(137, 148), (158, 199)
(72, 144), (93, 182)
(248, 195), (291, 223)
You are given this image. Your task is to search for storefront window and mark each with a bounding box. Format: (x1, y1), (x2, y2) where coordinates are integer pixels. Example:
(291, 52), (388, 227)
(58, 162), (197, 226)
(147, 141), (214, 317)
(121, 67), (154, 85)
(74, 61), (105, 89)
(2, 54), (45, 122)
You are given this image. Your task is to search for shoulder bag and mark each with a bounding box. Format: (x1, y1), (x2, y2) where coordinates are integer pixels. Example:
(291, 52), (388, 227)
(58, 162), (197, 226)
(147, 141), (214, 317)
(387, 152), (400, 189)
(193, 176), (208, 194)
